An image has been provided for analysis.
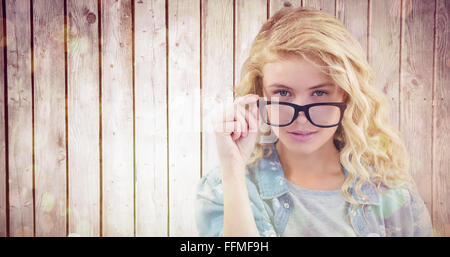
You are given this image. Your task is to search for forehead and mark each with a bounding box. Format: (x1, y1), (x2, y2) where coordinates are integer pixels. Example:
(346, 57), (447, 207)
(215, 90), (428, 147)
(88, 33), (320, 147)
(262, 56), (334, 90)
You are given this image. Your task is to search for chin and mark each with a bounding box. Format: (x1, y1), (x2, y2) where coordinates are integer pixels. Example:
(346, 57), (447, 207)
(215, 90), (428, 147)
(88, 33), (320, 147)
(286, 142), (319, 155)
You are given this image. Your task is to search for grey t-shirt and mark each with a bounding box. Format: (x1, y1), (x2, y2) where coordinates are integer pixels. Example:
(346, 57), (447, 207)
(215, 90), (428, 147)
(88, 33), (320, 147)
(281, 179), (357, 237)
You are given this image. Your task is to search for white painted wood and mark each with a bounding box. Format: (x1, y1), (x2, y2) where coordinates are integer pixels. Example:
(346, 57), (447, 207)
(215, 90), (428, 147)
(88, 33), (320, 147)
(5, 0), (34, 236)
(33, 0), (66, 236)
(67, 0), (100, 237)
(235, 0), (267, 95)
(168, 0), (201, 236)
(101, 0), (134, 236)
(134, 0), (168, 236)
(201, 0), (233, 180)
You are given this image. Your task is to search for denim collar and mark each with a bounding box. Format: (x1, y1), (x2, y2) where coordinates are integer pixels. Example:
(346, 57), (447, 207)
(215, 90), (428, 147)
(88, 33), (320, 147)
(253, 140), (380, 205)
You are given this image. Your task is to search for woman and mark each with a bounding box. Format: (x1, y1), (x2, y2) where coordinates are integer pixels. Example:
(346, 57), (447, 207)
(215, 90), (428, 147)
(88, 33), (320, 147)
(195, 6), (433, 237)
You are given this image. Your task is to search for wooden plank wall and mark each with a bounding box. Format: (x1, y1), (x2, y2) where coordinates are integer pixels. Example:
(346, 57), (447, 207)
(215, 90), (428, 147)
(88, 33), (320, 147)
(0, 0), (448, 237)
(67, 0), (100, 237)
(0, 0), (5, 237)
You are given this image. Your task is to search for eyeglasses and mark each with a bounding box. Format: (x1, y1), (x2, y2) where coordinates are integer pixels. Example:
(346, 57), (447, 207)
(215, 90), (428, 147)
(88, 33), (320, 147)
(257, 99), (347, 128)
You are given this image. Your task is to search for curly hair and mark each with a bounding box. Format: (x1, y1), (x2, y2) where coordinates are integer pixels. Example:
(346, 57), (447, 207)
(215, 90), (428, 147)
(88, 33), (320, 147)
(235, 6), (416, 214)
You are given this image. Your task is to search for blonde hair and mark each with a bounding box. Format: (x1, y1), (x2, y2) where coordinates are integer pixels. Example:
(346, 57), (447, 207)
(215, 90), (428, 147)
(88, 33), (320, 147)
(235, 7), (416, 212)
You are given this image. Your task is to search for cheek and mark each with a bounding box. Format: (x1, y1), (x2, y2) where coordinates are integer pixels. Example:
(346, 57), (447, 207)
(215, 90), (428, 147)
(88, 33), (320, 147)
(317, 127), (339, 139)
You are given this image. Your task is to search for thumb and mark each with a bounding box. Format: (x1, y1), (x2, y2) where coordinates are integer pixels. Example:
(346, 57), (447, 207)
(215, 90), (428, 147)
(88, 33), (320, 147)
(248, 104), (259, 133)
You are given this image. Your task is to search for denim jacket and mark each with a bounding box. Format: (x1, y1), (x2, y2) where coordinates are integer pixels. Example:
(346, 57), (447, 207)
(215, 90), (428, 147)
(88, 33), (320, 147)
(195, 142), (433, 237)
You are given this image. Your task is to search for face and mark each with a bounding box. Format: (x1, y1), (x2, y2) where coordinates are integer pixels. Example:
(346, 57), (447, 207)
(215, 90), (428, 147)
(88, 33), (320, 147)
(261, 55), (346, 155)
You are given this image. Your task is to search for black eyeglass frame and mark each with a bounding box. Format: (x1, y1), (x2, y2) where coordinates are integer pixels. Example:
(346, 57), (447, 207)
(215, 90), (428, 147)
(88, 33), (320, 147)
(257, 99), (347, 128)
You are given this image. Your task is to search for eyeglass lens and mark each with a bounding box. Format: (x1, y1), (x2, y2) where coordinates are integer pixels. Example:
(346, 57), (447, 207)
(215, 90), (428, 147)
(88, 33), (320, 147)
(264, 103), (341, 126)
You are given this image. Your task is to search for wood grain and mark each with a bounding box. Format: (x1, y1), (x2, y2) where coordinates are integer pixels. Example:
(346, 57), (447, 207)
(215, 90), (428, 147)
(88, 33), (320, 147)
(0, 0), (6, 237)
(1, 0), (449, 237)
(269, 0), (301, 18)
(304, 0), (335, 15)
(400, 0), (435, 219)
(235, 0), (267, 95)
(66, 0), (100, 237)
(101, 0), (134, 236)
(6, 0), (34, 237)
(168, 0), (201, 236)
(369, 0), (402, 129)
(201, 0), (233, 182)
(336, 0), (368, 55)
(33, 0), (66, 236)
(134, 0), (168, 237)
(432, 0), (450, 237)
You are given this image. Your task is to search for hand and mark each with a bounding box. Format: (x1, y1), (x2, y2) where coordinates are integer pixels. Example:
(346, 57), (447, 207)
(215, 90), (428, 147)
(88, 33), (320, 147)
(213, 94), (260, 178)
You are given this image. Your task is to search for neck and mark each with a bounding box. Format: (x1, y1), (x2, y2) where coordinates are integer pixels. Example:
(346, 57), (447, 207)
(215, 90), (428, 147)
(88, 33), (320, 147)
(275, 139), (343, 182)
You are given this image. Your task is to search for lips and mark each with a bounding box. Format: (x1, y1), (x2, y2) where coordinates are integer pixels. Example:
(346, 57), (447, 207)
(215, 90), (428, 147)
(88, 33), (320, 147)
(288, 130), (318, 135)
(288, 130), (318, 142)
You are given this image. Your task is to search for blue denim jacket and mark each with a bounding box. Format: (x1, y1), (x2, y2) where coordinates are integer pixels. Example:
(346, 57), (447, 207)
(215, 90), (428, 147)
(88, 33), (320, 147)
(195, 142), (434, 237)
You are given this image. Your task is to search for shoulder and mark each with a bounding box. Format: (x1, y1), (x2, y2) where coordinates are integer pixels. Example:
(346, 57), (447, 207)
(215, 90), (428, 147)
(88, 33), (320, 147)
(375, 184), (433, 236)
(378, 185), (410, 206)
(377, 184), (425, 211)
(376, 184), (420, 215)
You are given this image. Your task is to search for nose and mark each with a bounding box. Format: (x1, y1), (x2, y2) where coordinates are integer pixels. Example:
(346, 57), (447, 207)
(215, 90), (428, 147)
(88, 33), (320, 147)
(293, 110), (309, 124)
(291, 99), (312, 124)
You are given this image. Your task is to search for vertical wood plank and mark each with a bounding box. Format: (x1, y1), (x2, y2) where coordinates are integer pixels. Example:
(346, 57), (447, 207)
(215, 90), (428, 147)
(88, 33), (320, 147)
(304, 0), (335, 16)
(168, 0), (201, 236)
(66, 0), (100, 236)
(101, 0), (134, 236)
(400, 0), (434, 216)
(0, 0), (6, 237)
(369, 0), (401, 130)
(134, 0), (168, 236)
(433, 0), (450, 237)
(235, 0), (267, 96)
(269, 0), (301, 18)
(1, 0), (446, 238)
(336, 0), (368, 55)
(6, 0), (34, 237)
(201, 0), (233, 181)
(33, 0), (66, 236)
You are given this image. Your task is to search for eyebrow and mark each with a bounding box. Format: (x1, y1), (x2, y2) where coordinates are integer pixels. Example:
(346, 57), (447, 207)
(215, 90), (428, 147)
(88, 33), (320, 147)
(268, 83), (334, 90)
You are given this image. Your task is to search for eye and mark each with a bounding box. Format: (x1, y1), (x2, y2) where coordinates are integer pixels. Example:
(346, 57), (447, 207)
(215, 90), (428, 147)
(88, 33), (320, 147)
(312, 90), (328, 97)
(273, 89), (291, 97)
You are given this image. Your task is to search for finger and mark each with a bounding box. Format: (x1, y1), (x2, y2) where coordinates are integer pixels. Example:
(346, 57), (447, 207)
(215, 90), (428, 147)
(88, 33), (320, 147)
(245, 100), (259, 130)
(236, 94), (260, 108)
(217, 121), (237, 135)
(236, 105), (249, 138)
(236, 95), (259, 121)
(224, 95), (259, 122)
(248, 103), (259, 132)
(231, 120), (241, 141)
(223, 102), (239, 122)
(223, 94), (259, 123)
(241, 103), (260, 137)
(235, 93), (257, 102)
(234, 105), (247, 138)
